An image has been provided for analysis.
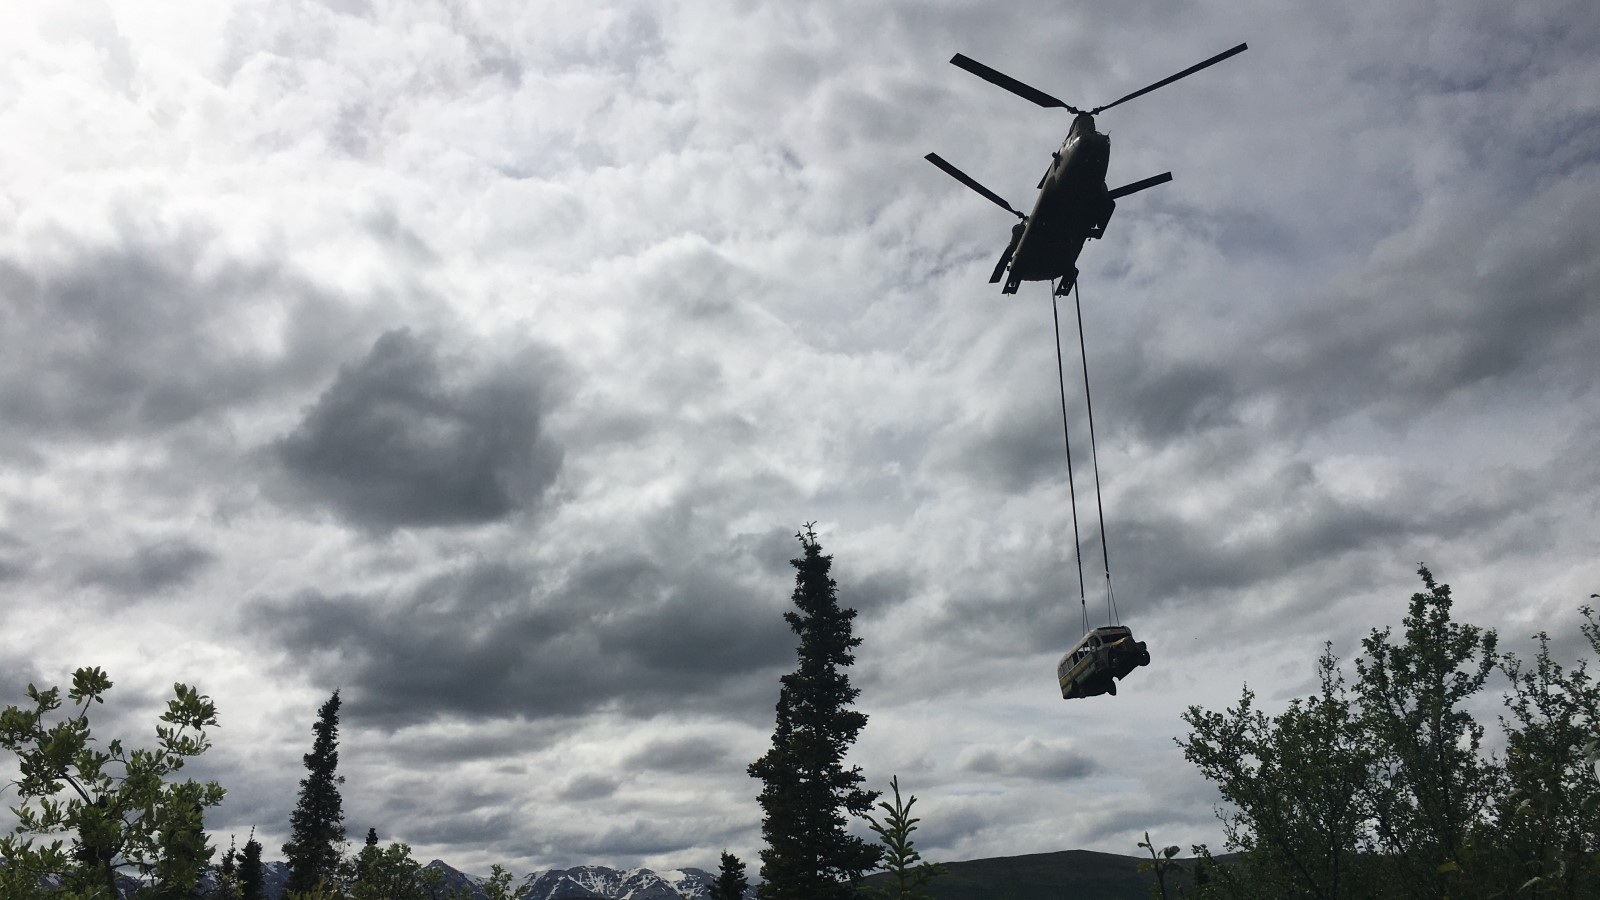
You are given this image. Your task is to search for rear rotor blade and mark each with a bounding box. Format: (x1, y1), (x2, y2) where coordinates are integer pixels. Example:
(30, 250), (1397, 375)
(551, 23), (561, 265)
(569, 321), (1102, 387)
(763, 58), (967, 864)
(950, 54), (1081, 112)
(990, 223), (1025, 283)
(1092, 42), (1247, 114)
(925, 153), (1025, 219)
(1106, 171), (1173, 200)
(989, 242), (1016, 283)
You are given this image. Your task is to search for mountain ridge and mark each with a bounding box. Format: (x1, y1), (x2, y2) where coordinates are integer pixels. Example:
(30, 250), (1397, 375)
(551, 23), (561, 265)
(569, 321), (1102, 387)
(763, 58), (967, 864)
(216, 848), (1178, 900)
(9, 847), (1185, 899)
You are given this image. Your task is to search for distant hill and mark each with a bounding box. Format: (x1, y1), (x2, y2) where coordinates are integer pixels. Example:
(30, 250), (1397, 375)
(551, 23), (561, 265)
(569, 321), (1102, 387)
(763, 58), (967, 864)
(63, 848), (1186, 899)
(859, 848), (1194, 900)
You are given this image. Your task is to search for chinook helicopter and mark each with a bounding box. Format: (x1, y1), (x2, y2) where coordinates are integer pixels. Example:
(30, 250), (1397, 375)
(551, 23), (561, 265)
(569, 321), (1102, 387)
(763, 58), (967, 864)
(926, 42), (1247, 295)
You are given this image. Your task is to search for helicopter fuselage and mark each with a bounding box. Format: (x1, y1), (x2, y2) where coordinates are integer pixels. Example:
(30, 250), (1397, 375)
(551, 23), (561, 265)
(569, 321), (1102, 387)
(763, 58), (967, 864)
(1007, 116), (1114, 290)
(929, 42), (1245, 296)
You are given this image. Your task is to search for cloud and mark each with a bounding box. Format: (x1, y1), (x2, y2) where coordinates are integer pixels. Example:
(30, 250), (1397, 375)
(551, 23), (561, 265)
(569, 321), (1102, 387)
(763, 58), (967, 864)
(621, 734), (735, 774)
(248, 546), (797, 729)
(77, 538), (214, 596)
(0, 242), (349, 446)
(0, 529), (28, 583)
(274, 329), (566, 530)
(557, 772), (621, 802)
(1240, 175), (1600, 435)
(957, 737), (1098, 782)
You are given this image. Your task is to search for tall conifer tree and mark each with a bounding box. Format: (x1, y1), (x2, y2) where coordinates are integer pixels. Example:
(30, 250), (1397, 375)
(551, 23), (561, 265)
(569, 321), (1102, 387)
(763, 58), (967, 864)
(708, 851), (749, 900)
(748, 525), (881, 900)
(239, 834), (265, 900)
(283, 691), (346, 895)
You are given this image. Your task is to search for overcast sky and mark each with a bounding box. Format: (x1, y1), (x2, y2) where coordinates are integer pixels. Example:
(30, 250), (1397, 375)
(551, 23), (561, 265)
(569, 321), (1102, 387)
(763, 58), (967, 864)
(2, 0), (1598, 880)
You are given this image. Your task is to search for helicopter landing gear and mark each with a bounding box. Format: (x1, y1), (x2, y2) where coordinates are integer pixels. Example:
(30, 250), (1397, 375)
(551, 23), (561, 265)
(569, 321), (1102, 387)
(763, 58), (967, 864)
(1053, 268), (1078, 297)
(1087, 198), (1116, 240)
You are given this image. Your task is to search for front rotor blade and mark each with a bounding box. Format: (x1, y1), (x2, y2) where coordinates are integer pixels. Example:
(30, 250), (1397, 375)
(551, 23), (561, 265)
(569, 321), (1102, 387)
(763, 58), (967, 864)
(1092, 42), (1247, 114)
(950, 54), (1079, 112)
(925, 153), (1024, 218)
(1106, 171), (1173, 200)
(989, 237), (1019, 283)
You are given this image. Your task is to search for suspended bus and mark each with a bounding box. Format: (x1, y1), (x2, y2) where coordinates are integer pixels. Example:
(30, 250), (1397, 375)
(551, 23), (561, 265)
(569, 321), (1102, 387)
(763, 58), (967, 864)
(1057, 625), (1150, 699)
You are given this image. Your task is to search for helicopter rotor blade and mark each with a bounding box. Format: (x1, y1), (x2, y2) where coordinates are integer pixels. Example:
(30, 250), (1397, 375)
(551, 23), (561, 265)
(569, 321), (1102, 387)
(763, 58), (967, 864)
(949, 54), (1082, 113)
(925, 153), (1026, 219)
(1106, 171), (1173, 200)
(989, 234), (1020, 283)
(1091, 42), (1247, 114)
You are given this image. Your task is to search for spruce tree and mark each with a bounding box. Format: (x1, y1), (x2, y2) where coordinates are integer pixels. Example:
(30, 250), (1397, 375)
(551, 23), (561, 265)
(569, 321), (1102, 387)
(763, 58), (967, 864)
(861, 777), (946, 900)
(748, 525), (881, 900)
(240, 834), (265, 900)
(283, 690), (346, 895)
(354, 827), (379, 886)
(708, 851), (749, 900)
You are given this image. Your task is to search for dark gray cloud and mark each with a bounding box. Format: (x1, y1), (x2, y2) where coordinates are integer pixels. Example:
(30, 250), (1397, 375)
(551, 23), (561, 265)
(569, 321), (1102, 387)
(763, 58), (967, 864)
(953, 408), (1065, 494)
(377, 797), (525, 848)
(0, 659), (41, 708)
(248, 547), (796, 730)
(0, 242), (366, 447)
(1252, 216), (1598, 434)
(372, 722), (572, 766)
(621, 734), (734, 774)
(1111, 462), (1415, 601)
(77, 538), (214, 596)
(0, 529), (27, 583)
(557, 772), (621, 802)
(1088, 801), (1216, 845)
(910, 800), (1000, 855)
(927, 355), (1066, 494)
(1139, 173), (1596, 447)
(1115, 361), (1241, 446)
(959, 738), (1098, 782)
(275, 329), (565, 530)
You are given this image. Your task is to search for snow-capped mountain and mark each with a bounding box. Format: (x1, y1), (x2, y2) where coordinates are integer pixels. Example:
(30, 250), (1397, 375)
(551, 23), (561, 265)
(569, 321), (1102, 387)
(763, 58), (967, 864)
(519, 864), (726, 899)
(227, 859), (748, 900)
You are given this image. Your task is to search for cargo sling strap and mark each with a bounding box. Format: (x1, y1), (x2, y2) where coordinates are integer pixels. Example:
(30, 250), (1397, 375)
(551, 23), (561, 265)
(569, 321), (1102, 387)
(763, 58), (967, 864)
(1051, 276), (1120, 633)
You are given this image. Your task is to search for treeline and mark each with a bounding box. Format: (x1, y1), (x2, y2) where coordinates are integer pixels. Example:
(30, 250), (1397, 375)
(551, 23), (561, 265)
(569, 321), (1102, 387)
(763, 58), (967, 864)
(1171, 568), (1600, 900)
(0, 668), (522, 900)
(0, 528), (941, 900)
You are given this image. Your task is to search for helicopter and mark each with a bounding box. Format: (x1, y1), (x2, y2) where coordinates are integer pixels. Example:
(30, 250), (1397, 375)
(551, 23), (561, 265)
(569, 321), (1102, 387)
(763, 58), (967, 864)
(926, 42), (1247, 295)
